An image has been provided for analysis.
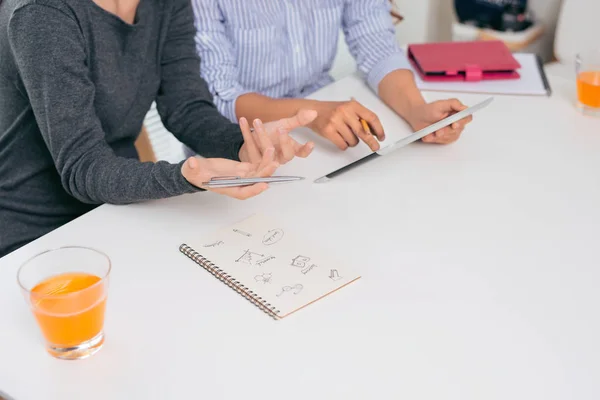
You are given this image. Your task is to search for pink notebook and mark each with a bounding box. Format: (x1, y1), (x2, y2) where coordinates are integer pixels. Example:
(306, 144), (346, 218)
(407, 40), (522, 82)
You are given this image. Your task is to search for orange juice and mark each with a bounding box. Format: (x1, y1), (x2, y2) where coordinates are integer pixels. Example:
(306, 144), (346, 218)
(577, 71), (600, 108)
(30, 272), (106, 347)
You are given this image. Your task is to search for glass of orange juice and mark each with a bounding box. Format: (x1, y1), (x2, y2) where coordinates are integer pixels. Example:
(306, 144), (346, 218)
(576, 50), (600, 117)
(17, 246), (111, 360)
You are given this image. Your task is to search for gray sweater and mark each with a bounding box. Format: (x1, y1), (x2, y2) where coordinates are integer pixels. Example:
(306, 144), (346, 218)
(0, 0), (245, 256)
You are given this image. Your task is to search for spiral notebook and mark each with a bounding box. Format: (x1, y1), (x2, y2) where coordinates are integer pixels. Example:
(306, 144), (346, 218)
(179, 214), (361, 319)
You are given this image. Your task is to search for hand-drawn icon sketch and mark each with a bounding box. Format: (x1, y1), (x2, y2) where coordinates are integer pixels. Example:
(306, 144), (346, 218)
(236, 249), (265, 265)
(276, 284), (304, 297)
(262, 229), (284, 245)
(254, 273), (272, 284)
(203, 240), (224, 248)
(291, 255), (311, 268)
(256, 256), (275, 266)
(329, 269), (342, 281)
(301, 264), (318, 275)
(233, 228), (251, 237)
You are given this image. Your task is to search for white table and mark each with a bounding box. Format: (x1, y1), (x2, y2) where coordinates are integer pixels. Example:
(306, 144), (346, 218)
(1, 75), (599, 400)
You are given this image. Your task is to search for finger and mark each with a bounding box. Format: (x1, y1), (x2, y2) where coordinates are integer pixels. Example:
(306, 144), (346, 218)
(342, 109), (380, 151)
(255, 158), (279, 178)
(442, 98), (467, 113)
(234, 161), (254, 178)
(457, 114), (474, 127)
(253, 119), (274, 153)
(323, 125), (348, 150)
(277, 109), (318, 132)
(332, 116), (359, 147)
(293, 141), (314, 158)
(278, 128), (296, 163)
(434, 126), (455, 140)
(256, 147), (275, 174)
(239, 118), (261, 164)
(236, 183), (270, 199)
(432, 127), (462, 144)
(352, 102), (385, 140)
(422, 133), (436, 143)
(213, 182), (269, 200)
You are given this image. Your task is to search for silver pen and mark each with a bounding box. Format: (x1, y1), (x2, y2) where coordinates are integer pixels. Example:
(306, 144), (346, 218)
(201, 176), (304, 188)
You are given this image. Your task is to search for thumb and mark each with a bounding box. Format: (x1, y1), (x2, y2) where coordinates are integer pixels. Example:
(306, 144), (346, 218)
(181, 156), (202, 185)
(278, 109), (318, 132)
(443, 98), (467, 112)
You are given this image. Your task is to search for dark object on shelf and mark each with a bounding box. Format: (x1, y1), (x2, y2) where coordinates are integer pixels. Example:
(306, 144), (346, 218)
(454, 0), (534, 32)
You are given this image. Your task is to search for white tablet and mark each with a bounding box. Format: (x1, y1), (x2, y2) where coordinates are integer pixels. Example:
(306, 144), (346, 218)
(314, 97), (493, 183)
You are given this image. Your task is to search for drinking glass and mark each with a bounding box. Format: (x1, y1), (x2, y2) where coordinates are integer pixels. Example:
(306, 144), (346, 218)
(576, 50), (600, 116)
(17, 246), (111, 360)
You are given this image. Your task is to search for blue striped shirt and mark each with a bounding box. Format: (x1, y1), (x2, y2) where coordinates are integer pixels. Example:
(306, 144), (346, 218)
(191, 0), (409, 122)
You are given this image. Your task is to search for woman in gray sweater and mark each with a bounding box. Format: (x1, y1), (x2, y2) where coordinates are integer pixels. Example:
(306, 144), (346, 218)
(0, 0), (315, 257)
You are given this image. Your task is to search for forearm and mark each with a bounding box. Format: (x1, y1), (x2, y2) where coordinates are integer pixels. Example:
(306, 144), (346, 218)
(63, 147), (198, 205)
(156, 0), (244, 160)
(157, 93), (244, 160)
(235, 93), (318, 123)
(378, 69), (427, 129)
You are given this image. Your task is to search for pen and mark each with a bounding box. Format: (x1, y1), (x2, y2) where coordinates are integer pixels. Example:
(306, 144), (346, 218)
(360, 118), (372, 135)
(350, 97), (375, 137)
(202, 176), (305, 188)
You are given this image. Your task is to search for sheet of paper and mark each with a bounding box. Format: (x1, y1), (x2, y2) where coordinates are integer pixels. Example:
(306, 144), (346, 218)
(188, 214), (361, 318)
(408, 53), (550, 96)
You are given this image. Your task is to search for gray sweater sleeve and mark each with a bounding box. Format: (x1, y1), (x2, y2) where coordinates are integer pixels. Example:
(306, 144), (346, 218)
(155, 0), (244, 160)
(8, 4), (202, 205)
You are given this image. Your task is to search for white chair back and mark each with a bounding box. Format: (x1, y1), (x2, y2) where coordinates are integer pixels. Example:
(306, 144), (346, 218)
(554, 0), (600, 65)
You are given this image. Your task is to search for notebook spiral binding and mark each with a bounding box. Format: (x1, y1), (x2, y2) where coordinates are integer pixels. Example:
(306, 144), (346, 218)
(179, 244), (281, 319)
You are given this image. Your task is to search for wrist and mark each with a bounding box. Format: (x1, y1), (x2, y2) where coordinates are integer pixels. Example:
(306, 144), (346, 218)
(302, 100), (325, 130)
(379, 69), (426, 129)
(179, 158), (205, 192)
(405, 104), (426, 130)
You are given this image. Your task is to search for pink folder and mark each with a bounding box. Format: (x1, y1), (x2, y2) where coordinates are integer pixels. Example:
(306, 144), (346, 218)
(407, 40), (522, 82)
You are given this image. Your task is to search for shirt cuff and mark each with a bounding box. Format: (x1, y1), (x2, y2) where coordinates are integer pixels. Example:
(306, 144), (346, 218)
(213, 84), (254, 123)
(366, 50), (412, 95)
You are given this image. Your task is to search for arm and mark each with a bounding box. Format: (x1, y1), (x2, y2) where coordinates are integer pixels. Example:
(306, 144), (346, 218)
(236, 94), (321, 124)
(156, 0), (244, 160)
(192, 0), (381, 150)
(343, 0), (472, 142)
(342, 0), (425, 126)
(378, 69), (426, 129)
(191, 0), (316, 123)
(8, 4), (198, 205)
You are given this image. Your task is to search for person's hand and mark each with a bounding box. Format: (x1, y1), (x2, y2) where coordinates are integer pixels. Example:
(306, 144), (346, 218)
(238, 109), (317, 165)
(181, 150), (278, 200)
(308, 99), (385, 151)
(408, 99), (474, 144)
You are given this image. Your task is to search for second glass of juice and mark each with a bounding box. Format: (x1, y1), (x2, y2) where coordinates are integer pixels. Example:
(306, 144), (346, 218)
(17, 246), (111, 360)
(576, 50), (600, 117)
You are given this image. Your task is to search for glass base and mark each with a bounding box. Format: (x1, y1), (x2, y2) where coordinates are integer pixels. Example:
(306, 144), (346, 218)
(577, 102), (600, 117)
(46, 331), (104, 360)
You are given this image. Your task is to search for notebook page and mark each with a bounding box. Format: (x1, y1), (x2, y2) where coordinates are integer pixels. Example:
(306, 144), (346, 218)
(188, 214), (360, 318)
